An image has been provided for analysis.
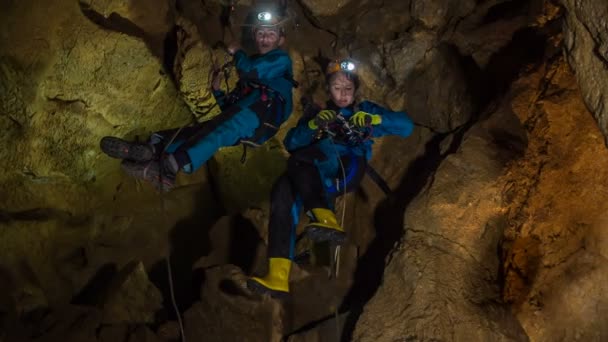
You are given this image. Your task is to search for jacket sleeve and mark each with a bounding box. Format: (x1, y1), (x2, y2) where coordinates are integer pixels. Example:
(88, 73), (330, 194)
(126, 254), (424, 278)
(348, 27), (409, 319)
(233, 49), (291, 80)
(360, 101), (414, 138)
(283, 117), (317, 152)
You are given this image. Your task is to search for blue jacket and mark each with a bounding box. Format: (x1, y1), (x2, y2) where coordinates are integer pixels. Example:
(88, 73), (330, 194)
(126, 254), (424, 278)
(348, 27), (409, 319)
(214, 48), (294, 124)
(284, 100), (413, 189)
(168, 48), (294, 173)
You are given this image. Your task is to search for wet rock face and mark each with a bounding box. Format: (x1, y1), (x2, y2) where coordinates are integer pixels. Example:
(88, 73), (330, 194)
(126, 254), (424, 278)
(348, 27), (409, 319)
(561, 0), (608, 144)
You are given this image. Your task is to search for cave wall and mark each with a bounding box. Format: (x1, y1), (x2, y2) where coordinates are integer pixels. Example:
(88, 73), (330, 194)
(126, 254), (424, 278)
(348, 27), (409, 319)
(1, 0), (608, 341)
(353, 93), (529, 341)
(561, 0), (608, 145)
(0, 0), (220, 330)
(501, 55), (608, 341)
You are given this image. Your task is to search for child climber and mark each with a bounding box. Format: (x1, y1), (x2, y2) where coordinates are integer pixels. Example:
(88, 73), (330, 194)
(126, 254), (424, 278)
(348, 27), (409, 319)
(247, 58), (414, 297)
(100, 8), (295, 192)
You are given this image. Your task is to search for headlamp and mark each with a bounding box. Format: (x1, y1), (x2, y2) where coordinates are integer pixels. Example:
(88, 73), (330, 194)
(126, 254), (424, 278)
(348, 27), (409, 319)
(327, 59), (357, 75)
(257, 11), (273, 22)
(340, 61), (355, 72)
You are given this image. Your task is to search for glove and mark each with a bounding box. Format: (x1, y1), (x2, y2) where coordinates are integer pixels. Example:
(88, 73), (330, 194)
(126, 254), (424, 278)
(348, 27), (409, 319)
(308, 110), (337, 129)
(350, 111), (382, 127)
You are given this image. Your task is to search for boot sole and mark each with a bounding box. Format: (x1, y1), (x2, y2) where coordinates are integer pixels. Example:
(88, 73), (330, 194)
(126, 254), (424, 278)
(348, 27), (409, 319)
(305, 226), (346, 245)
(246, 279), (289, 299)
(100, 136), (154, 161)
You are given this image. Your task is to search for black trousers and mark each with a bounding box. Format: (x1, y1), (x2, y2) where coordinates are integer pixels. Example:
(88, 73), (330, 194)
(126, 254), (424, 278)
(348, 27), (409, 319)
(267, 146), (366, 259)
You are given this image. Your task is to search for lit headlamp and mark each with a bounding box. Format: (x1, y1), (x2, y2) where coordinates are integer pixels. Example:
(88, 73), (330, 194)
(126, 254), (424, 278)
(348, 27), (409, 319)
(257, 11), (273, 22)
(327, 59), (357, 75)
(340, 61), (356, 72)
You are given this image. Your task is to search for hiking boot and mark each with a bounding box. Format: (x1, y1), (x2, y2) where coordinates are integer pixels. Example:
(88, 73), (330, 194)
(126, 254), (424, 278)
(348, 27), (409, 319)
(100, 136), (154, 162)
(304, 208), (346, 245)
(121, 157), (177, 192)
(247, 257), (291, 299)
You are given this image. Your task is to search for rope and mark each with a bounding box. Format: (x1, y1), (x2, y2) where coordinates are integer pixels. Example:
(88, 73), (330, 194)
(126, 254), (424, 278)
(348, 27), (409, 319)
(157, 126), (187, 342)
(324, 116), (372, 341)
(155, 46), (229, 336)
(328, 138), (348, 342)
(153, 41), (235, 342)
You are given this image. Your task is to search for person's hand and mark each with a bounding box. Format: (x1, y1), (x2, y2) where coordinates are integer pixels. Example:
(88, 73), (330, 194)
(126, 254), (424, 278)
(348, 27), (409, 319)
(308, 110), (337, 130)
(211, 69), (222, 91)
(227, 41), (240, 55)
(350, 111), (382, 127)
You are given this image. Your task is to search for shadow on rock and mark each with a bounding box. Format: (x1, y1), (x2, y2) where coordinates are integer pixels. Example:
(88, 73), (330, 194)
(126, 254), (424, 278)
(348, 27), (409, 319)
(148, 185), (224, 320)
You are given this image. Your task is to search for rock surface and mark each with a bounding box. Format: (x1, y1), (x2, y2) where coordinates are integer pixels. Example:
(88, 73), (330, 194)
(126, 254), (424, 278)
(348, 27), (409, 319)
(561, 0), (608, 144)
(101, 261), (163, 324)
(1, 0), (608, 341)
(353, 100), (528, 341)
(502, 56), (608, 341)
(183, 265), (283, 342)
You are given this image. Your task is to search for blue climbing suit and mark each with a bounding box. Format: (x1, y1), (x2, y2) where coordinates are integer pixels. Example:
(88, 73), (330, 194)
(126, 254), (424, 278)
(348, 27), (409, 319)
(155, 48), (294, 172)
(267, 100), (414, 259)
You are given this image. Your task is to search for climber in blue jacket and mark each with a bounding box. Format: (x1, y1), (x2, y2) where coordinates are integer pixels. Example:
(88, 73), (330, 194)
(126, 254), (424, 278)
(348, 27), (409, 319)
(99, 8), (295, 191)
(247, 59), (414, 297)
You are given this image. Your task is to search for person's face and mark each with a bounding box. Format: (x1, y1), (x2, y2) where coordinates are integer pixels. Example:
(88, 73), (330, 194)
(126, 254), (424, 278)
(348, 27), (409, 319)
(255, 27), (283, 54)
(329, 72), (356, 108)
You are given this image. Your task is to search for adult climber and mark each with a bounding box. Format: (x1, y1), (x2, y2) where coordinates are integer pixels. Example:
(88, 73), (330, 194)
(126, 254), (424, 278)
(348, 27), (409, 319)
(247, 58), (415, 298)
(99, 8), (295, 192)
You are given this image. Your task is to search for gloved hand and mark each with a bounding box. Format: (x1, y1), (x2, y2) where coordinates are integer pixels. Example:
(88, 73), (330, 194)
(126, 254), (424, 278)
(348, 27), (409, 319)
(350, 111), (382, 127)
(308, 110), (337, 129)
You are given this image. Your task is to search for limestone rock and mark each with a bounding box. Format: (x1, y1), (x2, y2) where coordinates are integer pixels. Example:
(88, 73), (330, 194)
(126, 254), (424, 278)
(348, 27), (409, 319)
(382, 29), (436, 88)
(353, 107), (528, 341)
(561, 0), (608, 144)
(98, 325), (163, 342)
(173, 15), (224, 119)
(404, 45), (476, 132)
(286, 313), (349, 342)
(209, 139), (288, 213)
(0, 0), (191, 212)
(22, 305), (102, 342)
(450, 16), (530, 68)
(183, 264), (283, 342)
(411, 0), (476, 31)
(299, 0), (355, 17)
(79, 0), (131, 18)
(101, 261), (163, 324)
(502, 57), (608, 341)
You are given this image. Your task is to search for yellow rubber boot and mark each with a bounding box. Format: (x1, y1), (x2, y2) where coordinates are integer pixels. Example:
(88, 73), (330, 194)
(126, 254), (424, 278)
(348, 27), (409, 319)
(247, 257), (291, 298)
(304, 208), (346, 244)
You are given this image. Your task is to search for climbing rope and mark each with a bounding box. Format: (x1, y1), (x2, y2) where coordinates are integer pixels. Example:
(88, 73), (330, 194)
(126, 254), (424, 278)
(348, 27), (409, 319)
(157, 126), (187, 342)
(329, 137), (348, 342)
(325, 114), (374, 341)
(155, 43), (232, 341)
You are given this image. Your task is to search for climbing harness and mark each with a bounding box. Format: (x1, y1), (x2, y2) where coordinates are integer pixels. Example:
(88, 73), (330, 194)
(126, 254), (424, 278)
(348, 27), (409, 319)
(320, 113), (373, 147)
(234, 77), (298, 163)
(206, 42), (298, 164)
